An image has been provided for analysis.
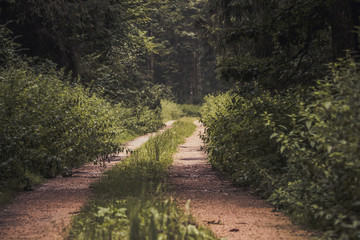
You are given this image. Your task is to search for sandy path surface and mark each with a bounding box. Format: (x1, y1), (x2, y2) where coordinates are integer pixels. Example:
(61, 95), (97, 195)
(169, 121), (314, 240)
(0, 121), (174, 240)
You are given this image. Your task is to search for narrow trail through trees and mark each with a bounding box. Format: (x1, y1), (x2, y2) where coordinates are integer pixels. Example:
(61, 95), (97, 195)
(169, 121), (314, 240)
(0, 121), (174, 240)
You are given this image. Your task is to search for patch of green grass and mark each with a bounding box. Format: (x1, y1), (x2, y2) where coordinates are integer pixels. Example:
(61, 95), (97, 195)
(68, 118), (217, 240)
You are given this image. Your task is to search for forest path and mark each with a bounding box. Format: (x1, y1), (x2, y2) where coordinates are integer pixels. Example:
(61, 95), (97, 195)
(0, 121), (175, 240)
(168, 121), (314, 240)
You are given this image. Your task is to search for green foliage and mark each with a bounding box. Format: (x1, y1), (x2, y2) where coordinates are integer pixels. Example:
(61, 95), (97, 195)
(68, 119), (216, 239)
(200, 86), (302, 195)
(267, 58), (360, 239)
(0, 170), (44, 205)
(161, 100), (201, 122)
(69, 197), (215, 240)
(0, 24), (20, 67)
(179, 104), (201, 118)
(0, 62), (162, 194)
(161, 100), (183, 121)
(201, 58), (360, 239)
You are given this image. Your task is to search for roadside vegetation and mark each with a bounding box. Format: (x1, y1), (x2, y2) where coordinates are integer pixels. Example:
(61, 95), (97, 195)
(161, 100), (201, 122)
(201, 58), (360, 239)
(0, 63), (164, 205)
(68, 118), (216, 240)
(0, 25), (164, 205)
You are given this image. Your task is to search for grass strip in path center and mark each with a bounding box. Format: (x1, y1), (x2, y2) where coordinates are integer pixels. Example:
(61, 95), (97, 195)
(68, 118), (217, 240)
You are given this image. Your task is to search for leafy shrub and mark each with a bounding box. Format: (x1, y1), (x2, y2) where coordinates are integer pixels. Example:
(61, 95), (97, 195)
(0, 24), (164, 194)
(200, 86), (302, 196)
(179, 104), (201, 118)
(127, 105), (163, 135)
(161, 100), (183, 121)
(0, 63), (163, 191)
(0, 65), (113, 181)
(267, 58), (360, 239)
(161, 100), (201, 122)
(0, 24), (20, 67)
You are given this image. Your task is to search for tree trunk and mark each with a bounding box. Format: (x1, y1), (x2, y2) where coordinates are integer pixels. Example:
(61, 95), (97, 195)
(190, 51), (196, 104)
(148, 25), (154, 82)
(197, 52), (202, 102)
(148, 53), (154, 82)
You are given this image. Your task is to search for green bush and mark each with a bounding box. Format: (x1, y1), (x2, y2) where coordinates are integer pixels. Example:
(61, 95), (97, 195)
(200, 86), (302, 195)
(161, 99), (201, 122)
(0, 63), (163, 193)
(0, 24), (20, 67)
(0, 66), (114, 181)
(0, 24), (164, 192)
(267, 58), (360, 239)
(161, 100), (183, 122)
(179, 104), (201, 118)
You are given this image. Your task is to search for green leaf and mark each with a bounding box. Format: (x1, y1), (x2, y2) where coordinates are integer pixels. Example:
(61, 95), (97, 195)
(270, 133), (278, 139)
(327, 146), (332, 153)
(280, 146), (286, 154)
(305, 121), (312, 130)
(95, 207), (110, 217)
(324, 102), (331, 109)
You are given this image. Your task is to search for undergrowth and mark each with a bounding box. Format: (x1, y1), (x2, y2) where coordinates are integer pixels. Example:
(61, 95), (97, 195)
(161, 100), (201, 122)
(200, 58), (360, 239)
(0, 25), (165, 205)
(68, 118), (217, 240)
(0, 63), (163, 206)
